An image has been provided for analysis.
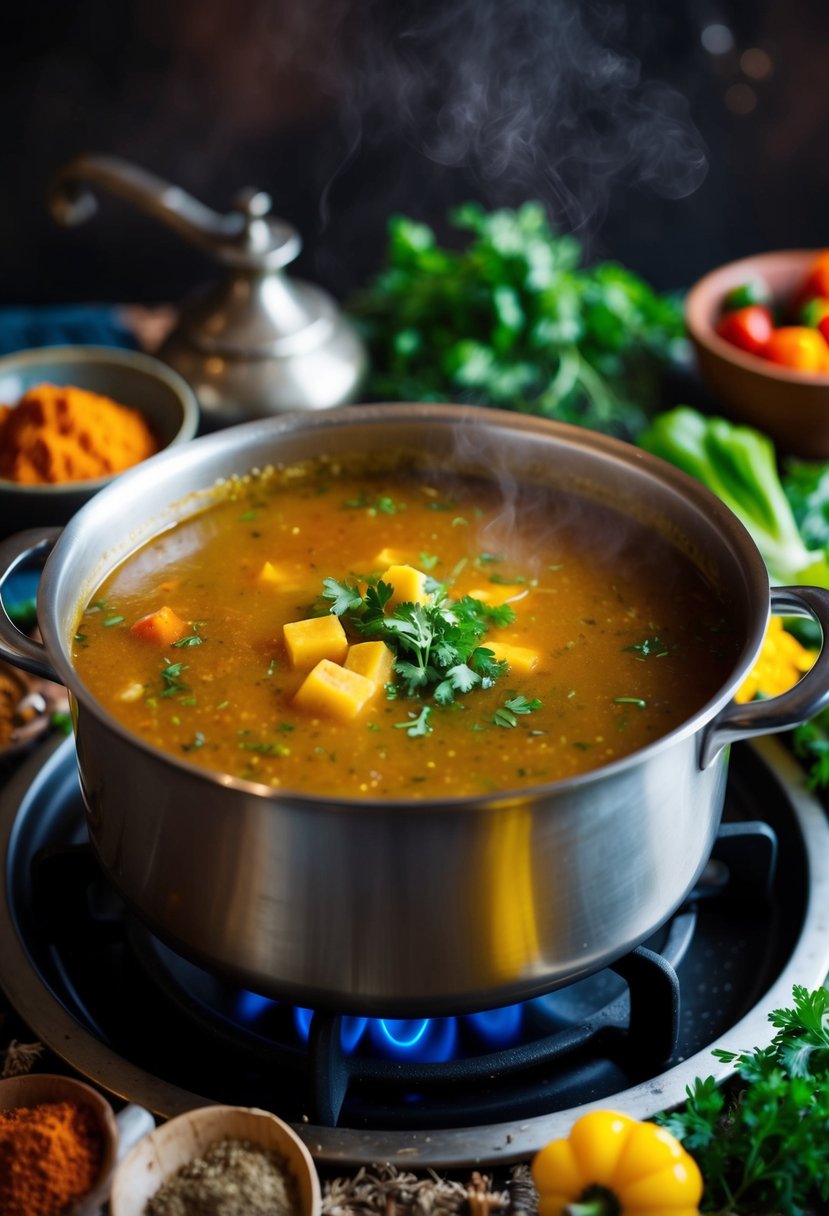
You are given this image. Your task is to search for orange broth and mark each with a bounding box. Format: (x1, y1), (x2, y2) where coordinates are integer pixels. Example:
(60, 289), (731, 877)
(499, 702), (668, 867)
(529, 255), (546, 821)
(71, 457), (742, 799)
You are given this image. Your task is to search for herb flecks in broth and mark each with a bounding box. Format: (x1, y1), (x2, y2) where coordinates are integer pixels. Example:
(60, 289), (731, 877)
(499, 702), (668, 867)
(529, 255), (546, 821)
(71, 457), (743, 799)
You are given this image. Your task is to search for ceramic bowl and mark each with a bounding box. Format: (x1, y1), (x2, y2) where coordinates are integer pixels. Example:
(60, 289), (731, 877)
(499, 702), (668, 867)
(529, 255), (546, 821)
(0, 1072), (120, 1215)
(109, 1104), (322, 1216)
(0, 344), (199, 536)
(685, 249), (829, 458)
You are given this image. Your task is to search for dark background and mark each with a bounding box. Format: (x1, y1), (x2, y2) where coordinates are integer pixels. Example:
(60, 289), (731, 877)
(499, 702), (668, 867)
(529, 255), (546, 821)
(3, 0), (828, 308)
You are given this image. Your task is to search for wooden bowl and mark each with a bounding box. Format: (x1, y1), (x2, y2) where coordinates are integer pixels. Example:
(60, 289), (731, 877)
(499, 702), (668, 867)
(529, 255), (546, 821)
(0, 1072), (120, 1215)
(109, 1104), (322, 1216)
(685, 249), (829, 457)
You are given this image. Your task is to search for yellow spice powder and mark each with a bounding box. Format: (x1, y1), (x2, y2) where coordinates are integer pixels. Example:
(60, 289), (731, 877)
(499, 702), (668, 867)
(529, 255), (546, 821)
(0, 382), (159, 484)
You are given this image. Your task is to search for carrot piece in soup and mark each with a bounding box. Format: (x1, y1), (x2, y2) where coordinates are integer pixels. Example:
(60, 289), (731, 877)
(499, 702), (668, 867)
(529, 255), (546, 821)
(129, 605), (188, 646)
(294, 659), (375, 720)
(283, 615), (348, 669)
(344, 640), (395, 690)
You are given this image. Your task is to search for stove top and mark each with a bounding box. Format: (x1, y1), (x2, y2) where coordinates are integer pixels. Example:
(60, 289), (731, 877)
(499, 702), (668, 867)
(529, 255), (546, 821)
(1, 733), (828, 1168)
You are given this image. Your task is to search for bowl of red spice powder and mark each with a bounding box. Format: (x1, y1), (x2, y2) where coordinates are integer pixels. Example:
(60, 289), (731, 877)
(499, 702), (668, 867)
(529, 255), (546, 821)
(0, 345), (199, 537)
(0, 1071), (120, 1216)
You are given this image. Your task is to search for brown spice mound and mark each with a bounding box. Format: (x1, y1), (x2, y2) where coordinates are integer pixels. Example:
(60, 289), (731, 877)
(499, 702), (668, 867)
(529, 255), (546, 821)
(0, 382), (159, 484)
(146, 1137), (299, 1216)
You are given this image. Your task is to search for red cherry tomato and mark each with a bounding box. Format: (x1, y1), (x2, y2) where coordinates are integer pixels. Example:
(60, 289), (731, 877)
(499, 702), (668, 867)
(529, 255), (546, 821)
(818, 314), (829, 349)
(715, 305), (773, 355)
(764, 326), (829, 373)
(800, 250), (829, 301)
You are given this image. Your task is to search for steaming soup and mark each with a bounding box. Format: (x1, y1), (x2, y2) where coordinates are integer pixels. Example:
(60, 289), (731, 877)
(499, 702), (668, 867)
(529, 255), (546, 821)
(71, 454), (741, 799)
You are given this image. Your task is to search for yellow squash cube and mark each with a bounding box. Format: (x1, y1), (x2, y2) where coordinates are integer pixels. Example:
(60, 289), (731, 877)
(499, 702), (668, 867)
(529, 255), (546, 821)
(283, 615), (348, 670)
(293, 659), (375, 720)
(379, 564), (429, 608)
(373, 547), (410, 569)
(345, 641), (395, 690)
(489, 640), (540, 675)
(257, 560), (308, 590)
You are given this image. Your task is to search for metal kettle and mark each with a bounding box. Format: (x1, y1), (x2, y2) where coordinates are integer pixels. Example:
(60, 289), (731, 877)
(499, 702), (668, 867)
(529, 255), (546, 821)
(48, 154), (368, 427)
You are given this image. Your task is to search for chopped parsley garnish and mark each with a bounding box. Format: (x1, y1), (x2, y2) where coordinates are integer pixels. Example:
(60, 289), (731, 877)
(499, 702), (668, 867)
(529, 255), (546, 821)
(476, 552), (504, 566)
(238, 740), (291, 757)
(103, 615), (125, 627)
(322, 577), (513, 704)
(182, 731), (206, 752)
(160, 661), (189, 697)
(624, 636), (670, 659)
(418, 552), (439, 570)
(173, 634), (204, 648)
(493, 695), (543, 728)
(488, 573), (527, 586)
(343, 491), (405, 515)
(394, 706), (433, 736)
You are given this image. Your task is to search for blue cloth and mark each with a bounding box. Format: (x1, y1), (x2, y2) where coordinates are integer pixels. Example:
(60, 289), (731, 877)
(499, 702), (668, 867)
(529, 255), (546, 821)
(0, 305), (137, 355)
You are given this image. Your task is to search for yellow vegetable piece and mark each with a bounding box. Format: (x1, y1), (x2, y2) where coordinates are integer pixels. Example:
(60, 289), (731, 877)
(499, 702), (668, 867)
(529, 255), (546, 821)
(257, 560), (308, 589)
(283, 615), (348, 670)
(344, 641), (395, 690)
(735, 616), (817, 704)
(531, 1110), (702, 1215)
(293, 659), (375, 720)
(488, 640), (540, 675)
(379, 564), (430, 608)
(569, 1110), (634, 1184)
(373, 547), (411, 569)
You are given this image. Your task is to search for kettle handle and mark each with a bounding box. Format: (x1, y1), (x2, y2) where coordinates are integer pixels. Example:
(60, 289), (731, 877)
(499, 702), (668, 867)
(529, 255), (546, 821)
(0, 528), (62, 682)
(700, 584), (829, 768)
(48, 153), (301, 271)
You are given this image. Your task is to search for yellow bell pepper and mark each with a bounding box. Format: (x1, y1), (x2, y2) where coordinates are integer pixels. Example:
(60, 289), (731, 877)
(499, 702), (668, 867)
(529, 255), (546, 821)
(531, 1110), (702, 1216)
(735, 616), (816, 704)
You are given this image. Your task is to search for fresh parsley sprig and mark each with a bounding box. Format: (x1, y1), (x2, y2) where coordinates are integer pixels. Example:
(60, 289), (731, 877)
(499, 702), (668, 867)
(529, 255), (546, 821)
(659, 985), (829, 1214)
(321, 576), (514, 703)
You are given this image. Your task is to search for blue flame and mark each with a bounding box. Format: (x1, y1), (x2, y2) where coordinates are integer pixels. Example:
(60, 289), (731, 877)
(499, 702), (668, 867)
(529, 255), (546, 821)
(235, 991), (525, 1062)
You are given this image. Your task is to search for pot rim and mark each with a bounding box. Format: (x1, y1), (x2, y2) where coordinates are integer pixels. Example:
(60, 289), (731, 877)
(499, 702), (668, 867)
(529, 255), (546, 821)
(37, 402), (770, 809)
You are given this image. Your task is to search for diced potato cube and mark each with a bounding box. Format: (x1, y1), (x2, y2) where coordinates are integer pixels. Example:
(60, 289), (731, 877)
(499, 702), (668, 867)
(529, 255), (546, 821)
(293, 659), (375, 720)
(379, 564), (429, 608)
(283, 615), (348, 669)
(488, 640), (540, 674)
(345, 641), (395, 690)
(130, 605), (188, 646)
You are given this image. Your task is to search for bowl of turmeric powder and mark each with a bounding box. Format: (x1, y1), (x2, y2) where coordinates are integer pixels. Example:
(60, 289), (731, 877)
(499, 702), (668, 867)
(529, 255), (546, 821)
(0, 1071), (120, 1215)
(0, 345), (199, 535)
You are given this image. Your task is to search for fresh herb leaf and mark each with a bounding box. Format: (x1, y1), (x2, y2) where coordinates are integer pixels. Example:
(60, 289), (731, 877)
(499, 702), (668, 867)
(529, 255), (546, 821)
(349, 202), (683, 439)
(493, 695), (543, 728)
(322, 576), (365, 617)
(103, 615), (124, 627)
(172, 634), (204, 648)
(238, 740), (291, 757)
(182, 731), (206, 752)
(160, 661), (189, 697)
(394, 706), (433, 736)
(624, 635), (669, 659)
(659, 985), (829, 1214)
(324, 572), (514, 713)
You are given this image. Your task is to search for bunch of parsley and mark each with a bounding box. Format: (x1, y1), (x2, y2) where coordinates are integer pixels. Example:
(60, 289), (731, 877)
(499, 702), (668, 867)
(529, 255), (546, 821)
(348, 202), (685, 439)
(659, 984), (829, 1214)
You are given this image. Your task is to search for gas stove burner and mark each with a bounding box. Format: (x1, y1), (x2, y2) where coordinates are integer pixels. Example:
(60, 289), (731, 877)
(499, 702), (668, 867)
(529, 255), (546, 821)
(1, 735), (829, 1167)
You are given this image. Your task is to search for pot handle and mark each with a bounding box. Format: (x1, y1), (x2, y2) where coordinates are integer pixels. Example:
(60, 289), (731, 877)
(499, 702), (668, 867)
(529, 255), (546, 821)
(700, 584), (829, 769)
(0, 527), (62, 682)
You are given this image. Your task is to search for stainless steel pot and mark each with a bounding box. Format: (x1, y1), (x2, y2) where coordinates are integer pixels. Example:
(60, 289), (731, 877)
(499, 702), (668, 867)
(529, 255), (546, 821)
(2, 404), (829, 1017)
